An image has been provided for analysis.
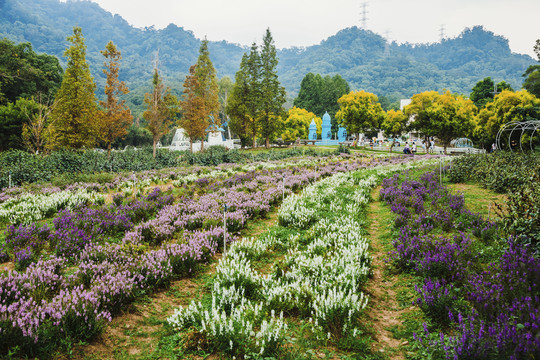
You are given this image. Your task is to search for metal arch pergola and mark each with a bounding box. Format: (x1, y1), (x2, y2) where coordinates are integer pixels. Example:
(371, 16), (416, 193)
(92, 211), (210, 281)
(496, 120), (540, 151)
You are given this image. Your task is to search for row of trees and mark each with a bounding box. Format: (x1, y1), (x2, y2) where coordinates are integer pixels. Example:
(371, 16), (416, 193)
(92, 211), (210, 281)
(0, 28), (134, 155)
(332, 87), (539, 154)
(2, 26), (538, 155)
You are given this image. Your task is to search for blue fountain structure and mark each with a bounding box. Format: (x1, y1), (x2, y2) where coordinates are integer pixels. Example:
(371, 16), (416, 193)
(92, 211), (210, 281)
(322, 112), (332, 141)
(338, 127), (347, 142)
(308, 119), (317, 140)
(318, 112), (343, 145)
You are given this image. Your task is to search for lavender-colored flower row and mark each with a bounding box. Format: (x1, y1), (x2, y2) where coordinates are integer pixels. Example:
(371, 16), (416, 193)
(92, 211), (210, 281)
(380, 170), (539, 359)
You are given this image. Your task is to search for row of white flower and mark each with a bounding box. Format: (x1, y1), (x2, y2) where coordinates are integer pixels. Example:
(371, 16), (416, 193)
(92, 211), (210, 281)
(167, 158), (443, 354)
(0, 189), (104, 225)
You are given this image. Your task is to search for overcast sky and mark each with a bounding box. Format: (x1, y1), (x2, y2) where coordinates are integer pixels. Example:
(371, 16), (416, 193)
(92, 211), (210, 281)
(90, 0), (539, 58)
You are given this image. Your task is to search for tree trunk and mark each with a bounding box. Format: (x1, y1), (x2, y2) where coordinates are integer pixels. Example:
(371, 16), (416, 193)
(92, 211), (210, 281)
(200, 136), (205, 152)
(390, 140), (395, 153)
(107, 142), (112, 158)
(252, 135), (256, 149)
(153, 139), (157, 159)
(265, 136), (270, 149)
(190, 138), (193, 153)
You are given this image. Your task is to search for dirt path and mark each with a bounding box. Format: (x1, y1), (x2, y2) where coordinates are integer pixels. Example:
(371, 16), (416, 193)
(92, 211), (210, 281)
(364, 187), (408, 360)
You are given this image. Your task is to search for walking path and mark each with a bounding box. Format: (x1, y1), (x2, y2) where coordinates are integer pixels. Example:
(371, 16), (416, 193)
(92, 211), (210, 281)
(364, 187), (411, 359)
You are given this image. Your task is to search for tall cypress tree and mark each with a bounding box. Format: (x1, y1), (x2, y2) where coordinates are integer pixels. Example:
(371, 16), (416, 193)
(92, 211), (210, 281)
(246, 42), (262, 148)
(49, 26), (98, 149)
(226, 54), (252, 148)
(193, 39), (219, 151)
(259, 29), (285, 148)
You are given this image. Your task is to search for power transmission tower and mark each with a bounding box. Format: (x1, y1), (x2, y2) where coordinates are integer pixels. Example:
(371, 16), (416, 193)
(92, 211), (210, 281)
(439, 24), (445, 42)
(384, 29), (390, 57)
(360, 2), (368, 29)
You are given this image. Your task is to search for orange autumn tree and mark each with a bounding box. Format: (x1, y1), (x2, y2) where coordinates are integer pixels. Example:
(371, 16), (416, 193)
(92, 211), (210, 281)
(179, 65), (207, 153)
(143, 58), (178, 158)
(99, 41), (132, 156)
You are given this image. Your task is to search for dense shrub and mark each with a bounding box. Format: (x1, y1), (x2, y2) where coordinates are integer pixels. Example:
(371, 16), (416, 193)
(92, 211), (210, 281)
(448, 151), (540, 193)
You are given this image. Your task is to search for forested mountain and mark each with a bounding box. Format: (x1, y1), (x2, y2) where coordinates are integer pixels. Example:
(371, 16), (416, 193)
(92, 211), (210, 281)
(0, 0), (535, 112)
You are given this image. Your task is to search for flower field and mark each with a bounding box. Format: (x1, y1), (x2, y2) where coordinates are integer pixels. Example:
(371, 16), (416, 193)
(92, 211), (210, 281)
(0, 152), (432, 357)
(4, 150), (536, 359)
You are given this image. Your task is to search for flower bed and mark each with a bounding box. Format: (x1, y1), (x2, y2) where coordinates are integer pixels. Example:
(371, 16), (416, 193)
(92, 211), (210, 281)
(380, 170), (540, 359)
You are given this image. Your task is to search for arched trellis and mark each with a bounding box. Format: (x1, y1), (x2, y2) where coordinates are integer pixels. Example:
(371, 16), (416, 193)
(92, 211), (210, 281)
(496, 120), (540, 151)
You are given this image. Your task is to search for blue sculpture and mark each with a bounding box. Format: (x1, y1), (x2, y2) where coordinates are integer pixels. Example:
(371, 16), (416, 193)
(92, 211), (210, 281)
(322, 112), (332, 141)
(308, 119), (317, 140)
(338, 127), (347, 142)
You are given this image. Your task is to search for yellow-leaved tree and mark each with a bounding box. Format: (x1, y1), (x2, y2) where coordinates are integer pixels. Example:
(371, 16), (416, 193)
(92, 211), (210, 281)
(335, 90), (385, 139)
(405, 91), (476, 153)
(380, 109), (408, 152)
(473, 90), (540, 149)
(280, 107), (321, 141)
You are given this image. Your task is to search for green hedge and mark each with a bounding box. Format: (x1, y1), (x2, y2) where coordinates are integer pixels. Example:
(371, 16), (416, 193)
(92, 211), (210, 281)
(0, 146), (330, 189)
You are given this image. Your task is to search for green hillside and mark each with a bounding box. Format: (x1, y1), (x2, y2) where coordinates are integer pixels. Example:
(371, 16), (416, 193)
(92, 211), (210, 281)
(0, 0), (535, 108)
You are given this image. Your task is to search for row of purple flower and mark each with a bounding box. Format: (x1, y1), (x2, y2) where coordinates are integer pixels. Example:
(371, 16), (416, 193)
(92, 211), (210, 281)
(380, 171), (539, 359)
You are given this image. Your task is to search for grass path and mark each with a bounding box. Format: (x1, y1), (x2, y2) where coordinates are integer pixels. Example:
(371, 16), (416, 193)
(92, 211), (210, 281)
(363, 187), (415, 360)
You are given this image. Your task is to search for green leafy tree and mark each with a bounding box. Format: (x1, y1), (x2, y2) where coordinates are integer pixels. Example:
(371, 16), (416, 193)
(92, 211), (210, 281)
(246, 43), (262, 147)
(259, 29), (286, 148)
(427, 91), (476, 153)
(226, 54), (253, 148)
(294, 73), (350, 134)
(294, 73), (323, 115)
(381, 109), (408, 152)
(143, 59), (178, 158)
(218, 76), (233, 124)
(99, 41), (133, 156)
(406, 91), (476, 153)
(523, 39), (540, 98)
(335, 90), (385, 138)
(48, 27), (98, 150)
(21, 95), (55, 154)
(403, 91), (440, 139)
(470, 77), (514, 108)
(0, 38), (63, 105)
(0, 100), (26, 151)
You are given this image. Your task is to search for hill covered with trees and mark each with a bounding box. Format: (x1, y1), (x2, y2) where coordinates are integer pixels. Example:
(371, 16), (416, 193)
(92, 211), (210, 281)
(0, 0), (536, 108)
